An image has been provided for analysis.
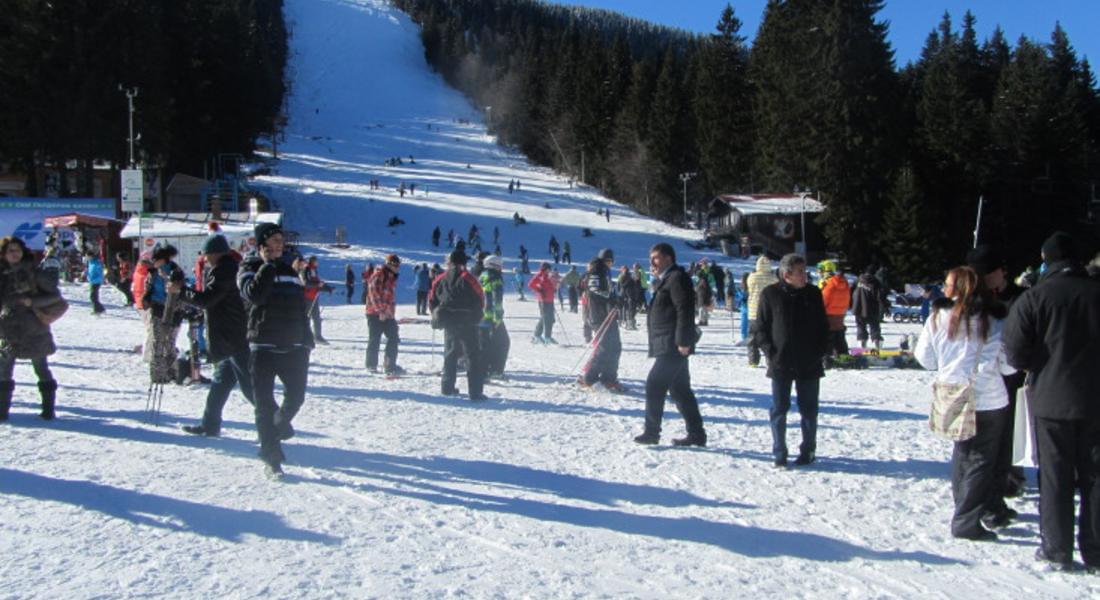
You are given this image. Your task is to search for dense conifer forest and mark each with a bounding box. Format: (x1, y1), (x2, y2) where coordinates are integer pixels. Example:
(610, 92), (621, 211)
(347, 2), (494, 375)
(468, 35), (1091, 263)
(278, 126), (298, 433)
(0, 1), (287, 195)
(394, 0), (1100, 278)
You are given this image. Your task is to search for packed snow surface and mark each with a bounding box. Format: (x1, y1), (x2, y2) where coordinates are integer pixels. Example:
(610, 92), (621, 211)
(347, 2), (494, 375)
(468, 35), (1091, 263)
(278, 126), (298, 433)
(2, 0), (1094, 597)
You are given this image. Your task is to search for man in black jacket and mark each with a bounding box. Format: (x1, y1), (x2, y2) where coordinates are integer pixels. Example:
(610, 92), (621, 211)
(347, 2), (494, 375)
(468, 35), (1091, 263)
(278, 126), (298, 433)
(238, 223), (314, 477)
(177, 235), (254, 437)
(429, 250), (487, 401)
(634, 243), (706, 447)
(580, 249), (624, 392)
(850, 266), (883, 350)
(1003, 232), (1100, 572)
(754, 253), (829, 468)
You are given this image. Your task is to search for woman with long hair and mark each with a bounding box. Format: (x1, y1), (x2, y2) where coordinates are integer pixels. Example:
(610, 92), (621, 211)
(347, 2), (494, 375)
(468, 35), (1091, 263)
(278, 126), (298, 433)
(914, 266), (1016, 541)
(0, 236), (65, 420)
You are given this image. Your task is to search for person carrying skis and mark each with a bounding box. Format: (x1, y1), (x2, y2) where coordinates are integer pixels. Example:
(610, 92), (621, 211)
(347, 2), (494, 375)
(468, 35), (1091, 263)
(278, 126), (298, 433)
(143, 243), (186, 385)
(528, 262), (558, 343)
(429, 250), (486, 400)
(238, 223), (314, 477)
(365, 253), (404, 376)
(580, 249), (625, 392)
(178, 234), (255, 437)
(479, 254), (510, 379)
(0, 236), (65, 421)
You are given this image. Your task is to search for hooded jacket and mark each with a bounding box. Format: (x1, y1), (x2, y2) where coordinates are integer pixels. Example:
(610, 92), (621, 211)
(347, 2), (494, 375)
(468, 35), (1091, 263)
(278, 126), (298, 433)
(0, 256), (62, 359)
(746, 256), (778, 320)
(180, 253), (248, 362)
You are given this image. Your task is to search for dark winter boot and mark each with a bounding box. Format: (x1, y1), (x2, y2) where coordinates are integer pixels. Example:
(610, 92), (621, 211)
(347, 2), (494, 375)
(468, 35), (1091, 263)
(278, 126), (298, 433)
(38, 380), (58, 420)
(0, 380), (13, 421)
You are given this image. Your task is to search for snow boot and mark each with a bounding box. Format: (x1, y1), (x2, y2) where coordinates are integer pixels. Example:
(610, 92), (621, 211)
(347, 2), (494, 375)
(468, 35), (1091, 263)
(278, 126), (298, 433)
(38, 380), (58, 420)
(0, 380), (13, 421)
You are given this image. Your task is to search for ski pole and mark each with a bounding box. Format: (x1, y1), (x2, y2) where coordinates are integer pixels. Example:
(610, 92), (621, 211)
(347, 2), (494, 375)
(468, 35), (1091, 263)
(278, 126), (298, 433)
(553, 306), (572, 346)
(570, 308), (617, 375)
(576, 308), (619, 379)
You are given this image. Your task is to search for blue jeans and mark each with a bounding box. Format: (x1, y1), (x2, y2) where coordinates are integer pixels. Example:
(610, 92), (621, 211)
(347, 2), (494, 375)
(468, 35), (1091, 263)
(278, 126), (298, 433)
(770, 377), (820, 460)
(201, 351), (254, 433)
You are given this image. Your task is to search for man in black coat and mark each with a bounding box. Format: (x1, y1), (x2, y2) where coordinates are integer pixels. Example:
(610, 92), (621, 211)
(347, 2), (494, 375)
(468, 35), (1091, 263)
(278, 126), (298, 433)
(238, 223), (314, 477)
(1003, 232), (1100, 571)
(429, 250), (487, 401)
(850, 266), (884, 350)
(177, 235), (254, 437)
(634, 243), (706, 447)
(753, 253), (829, 468)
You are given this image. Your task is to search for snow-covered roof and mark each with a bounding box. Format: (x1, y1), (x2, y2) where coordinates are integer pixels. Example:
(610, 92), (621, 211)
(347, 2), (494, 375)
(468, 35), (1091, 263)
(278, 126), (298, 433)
(714, 194), (824, 216)
(119, 212), (282, 239)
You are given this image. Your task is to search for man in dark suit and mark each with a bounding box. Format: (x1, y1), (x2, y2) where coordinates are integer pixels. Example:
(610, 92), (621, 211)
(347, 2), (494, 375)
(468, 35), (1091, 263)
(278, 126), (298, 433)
(634, 243), (706, 447)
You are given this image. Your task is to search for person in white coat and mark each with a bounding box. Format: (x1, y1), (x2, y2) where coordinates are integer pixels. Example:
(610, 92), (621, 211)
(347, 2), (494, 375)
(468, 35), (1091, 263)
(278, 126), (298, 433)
(914, 266), (1017, 541)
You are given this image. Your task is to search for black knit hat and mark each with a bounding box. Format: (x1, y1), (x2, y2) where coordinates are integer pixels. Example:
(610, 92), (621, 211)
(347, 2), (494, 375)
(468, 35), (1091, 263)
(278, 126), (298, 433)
(201, 234), (230, 256)
(966, 245), (1004, 276)
(254, 222), (283, 246)
(597, 248), (614, 261)
(1041, 231), (1078, 263)
(448, 250), (468, 265)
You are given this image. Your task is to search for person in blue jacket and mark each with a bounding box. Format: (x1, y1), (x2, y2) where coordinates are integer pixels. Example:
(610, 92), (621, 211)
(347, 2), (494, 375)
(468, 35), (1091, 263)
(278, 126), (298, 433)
(414, 263), (432, 315)
(84, 251), (105, 314)
(736, 272), (750, 344)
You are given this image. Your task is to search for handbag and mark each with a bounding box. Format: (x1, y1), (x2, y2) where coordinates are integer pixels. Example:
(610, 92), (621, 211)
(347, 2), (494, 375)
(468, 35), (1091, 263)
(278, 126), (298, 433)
(928, 341), (984, 441)
(1012, 385), (1036, 467)
(33, 296), (69, 325)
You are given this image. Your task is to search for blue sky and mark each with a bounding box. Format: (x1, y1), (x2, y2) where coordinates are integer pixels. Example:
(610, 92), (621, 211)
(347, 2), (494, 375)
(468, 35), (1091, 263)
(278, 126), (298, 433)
(551, 0), (1099, 67)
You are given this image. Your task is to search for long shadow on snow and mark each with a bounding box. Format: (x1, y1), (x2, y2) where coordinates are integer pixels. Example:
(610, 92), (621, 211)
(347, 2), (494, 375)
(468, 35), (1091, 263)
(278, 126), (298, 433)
(294, 453), (958, 564)
(690, 386), (924, 422)
(0, 468), (339, 545)
(711, 447), (948, 481)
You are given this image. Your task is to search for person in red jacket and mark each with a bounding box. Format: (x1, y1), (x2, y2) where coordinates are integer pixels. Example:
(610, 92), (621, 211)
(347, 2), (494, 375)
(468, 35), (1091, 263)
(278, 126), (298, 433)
(365, 254), (403, 375)
(300, 256), (329, 344)
(528, 262), (558, 343)
(115, 252), (134, 307)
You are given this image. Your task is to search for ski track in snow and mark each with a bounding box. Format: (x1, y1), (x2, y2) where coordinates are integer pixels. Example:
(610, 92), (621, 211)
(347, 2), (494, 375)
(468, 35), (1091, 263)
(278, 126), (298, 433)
(2, 0), (1098, 597)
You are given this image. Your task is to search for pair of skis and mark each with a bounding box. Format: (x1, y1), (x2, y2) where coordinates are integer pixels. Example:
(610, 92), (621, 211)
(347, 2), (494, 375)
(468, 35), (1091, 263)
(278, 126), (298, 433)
(572, 308), (619, 381)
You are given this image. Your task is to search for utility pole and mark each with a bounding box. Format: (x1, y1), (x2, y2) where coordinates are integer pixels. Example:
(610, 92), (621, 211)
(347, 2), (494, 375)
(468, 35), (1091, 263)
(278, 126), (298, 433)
(119, 85), (139, 168)
(679, 172), (697, 227)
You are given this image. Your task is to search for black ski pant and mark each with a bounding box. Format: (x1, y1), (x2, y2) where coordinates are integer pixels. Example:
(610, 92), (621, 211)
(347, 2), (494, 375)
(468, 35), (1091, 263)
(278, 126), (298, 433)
(116, 278), (134, 306)
(442, 322), (484, 398)
(854, 316), (882, 345)
(251, 347), (310, 465)
(769, 377), (820, 461)
(1034, 416), (1100, 566)
(993, 372), (1027, 501)
(950, 406), (1008, 538)
(583, 323), (621, 385)
(90, 283), (104, 313)
(643, 354), (704, 439)
(346, 284), (354, 304)
(366, 314), (400, 371)
(201, 351), (255, 434)
(533, 302), (555, 339)
(416, 290), (429, 315)
(568, 286), (578, 313)
(827, 328), (848, 355)
(479, 323), (510, 375)
(747, 319), (762, 365)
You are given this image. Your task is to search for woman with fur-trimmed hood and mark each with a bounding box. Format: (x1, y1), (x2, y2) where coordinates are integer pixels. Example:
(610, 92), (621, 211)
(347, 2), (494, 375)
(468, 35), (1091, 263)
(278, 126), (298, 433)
(0, 236), (65, 421)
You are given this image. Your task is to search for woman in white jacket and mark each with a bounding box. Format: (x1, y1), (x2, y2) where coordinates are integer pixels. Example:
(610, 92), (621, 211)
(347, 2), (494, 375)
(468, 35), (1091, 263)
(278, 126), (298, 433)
(915, 266), (1016, 541)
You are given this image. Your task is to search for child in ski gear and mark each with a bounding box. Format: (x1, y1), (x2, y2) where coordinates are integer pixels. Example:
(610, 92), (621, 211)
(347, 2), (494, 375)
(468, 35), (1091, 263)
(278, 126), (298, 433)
(143, 243), (186, 385)
(479, 254), (510, 379)
(85, 251), (105, 313)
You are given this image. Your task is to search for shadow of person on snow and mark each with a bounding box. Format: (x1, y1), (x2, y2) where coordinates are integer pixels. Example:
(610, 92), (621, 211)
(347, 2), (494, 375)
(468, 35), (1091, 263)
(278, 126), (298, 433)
(0, 468), (340, 545)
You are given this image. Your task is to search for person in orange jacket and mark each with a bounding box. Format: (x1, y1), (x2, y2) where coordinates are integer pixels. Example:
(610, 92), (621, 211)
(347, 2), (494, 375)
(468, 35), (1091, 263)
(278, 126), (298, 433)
(818, 260), (850, 356)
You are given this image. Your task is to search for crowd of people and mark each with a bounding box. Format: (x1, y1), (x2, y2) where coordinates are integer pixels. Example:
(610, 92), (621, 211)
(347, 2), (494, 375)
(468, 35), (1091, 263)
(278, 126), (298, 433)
(4, 217), (1100, 573)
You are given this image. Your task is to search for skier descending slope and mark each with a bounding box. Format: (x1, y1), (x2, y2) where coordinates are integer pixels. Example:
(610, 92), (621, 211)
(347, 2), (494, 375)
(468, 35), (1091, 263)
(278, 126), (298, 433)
(238, 223), (314, 479)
